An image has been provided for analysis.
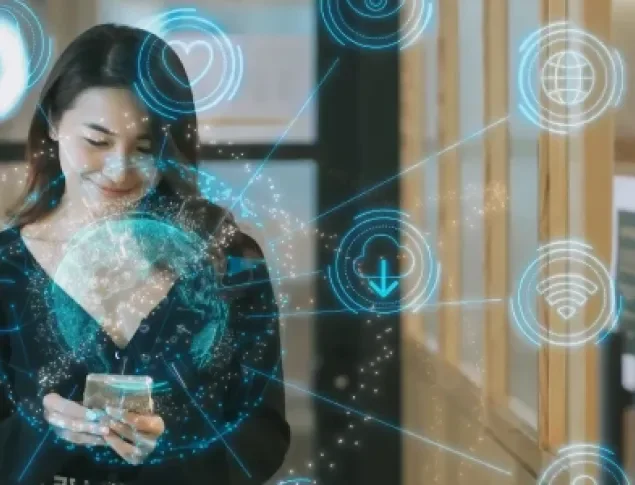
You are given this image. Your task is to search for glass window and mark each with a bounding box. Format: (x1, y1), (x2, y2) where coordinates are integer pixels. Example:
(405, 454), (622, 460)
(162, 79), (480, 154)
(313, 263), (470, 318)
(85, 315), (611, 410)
(459, 0), (485, 380)
(0, 0), (317, 144)
(100, 0), (317, 144)
(507, 0), (541, 424)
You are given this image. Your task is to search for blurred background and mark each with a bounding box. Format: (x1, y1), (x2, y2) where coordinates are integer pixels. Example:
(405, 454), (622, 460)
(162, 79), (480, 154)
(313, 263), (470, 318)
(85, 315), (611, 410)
(0, 0), (632, 484)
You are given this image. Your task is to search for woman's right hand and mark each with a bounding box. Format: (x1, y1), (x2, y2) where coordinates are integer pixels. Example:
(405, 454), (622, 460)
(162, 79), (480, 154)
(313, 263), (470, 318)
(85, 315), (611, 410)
(43, 393), (110, 446)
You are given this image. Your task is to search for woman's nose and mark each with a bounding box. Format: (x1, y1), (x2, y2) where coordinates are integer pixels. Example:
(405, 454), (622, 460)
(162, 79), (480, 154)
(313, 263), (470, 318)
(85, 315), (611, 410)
(102, 153), (131, 183)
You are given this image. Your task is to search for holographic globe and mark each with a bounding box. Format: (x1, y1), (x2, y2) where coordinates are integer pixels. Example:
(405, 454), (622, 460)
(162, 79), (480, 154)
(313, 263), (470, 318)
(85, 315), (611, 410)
(49, 213), (228, 365)
(541, 49), (595, 106)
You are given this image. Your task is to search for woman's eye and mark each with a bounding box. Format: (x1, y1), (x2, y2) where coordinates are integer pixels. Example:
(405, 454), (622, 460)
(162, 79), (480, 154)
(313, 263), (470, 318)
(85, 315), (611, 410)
(137, 146), (153, 155)
(84, 137), (108, 148)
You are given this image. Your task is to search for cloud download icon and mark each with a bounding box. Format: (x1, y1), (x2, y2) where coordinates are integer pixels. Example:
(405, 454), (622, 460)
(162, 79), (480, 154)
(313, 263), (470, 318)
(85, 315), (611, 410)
(366, 258), (399, 298)
(352, 234), (416, 299)
(328, 209), (440, 315)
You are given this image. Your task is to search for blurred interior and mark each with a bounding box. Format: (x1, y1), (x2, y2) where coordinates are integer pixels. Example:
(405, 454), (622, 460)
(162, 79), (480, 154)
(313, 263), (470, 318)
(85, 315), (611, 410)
(0, 0), (633, 484)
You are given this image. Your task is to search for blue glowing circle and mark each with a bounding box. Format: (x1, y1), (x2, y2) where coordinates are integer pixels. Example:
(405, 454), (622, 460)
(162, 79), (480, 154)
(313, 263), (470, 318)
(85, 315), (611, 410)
(0, 165), (299, 465)
(538, 444), (629, 485)
(0, 0), (53, 120)
(135, 7), (243, 120)
(319, 0), (433, 50)
(510, 240), (619, 347)
(364, 0), (389, 12)
(517, 21), (625, 134)
(328, 209), (440, 315)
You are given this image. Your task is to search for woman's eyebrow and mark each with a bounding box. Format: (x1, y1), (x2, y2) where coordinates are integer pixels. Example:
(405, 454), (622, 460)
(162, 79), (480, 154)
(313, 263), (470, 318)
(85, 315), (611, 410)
(83, 122), (150, 140)
(84, 122), (116, 135)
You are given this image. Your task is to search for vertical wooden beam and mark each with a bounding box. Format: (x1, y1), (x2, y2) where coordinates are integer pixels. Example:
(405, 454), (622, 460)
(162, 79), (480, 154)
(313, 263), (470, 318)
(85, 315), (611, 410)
(580, 0), (614, 445)
(400, 21), (426, 345)
(483, 0), (510, 408)
(437, 0), (461, 366)
(433, 3), (460, 483)
(538, 0), (569, 451)
(399, 8), (426, 484)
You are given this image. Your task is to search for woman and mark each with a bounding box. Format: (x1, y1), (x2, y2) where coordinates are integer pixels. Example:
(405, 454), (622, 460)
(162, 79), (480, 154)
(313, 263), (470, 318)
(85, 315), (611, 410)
(0, 23), (290, 485)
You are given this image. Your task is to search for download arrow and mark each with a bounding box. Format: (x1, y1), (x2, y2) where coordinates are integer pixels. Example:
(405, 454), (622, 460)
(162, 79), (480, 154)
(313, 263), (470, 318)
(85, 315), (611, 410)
(368, 258), (399, 298)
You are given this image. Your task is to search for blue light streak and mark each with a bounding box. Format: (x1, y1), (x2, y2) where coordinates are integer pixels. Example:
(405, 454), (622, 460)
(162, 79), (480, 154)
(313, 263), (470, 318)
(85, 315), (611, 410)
(242, 365), (512, 477)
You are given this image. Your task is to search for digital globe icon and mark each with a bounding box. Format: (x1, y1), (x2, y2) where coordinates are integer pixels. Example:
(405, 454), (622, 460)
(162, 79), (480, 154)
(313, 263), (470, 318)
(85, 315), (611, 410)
(541, 50), (595, 107)
(48, 213), (227, 363)
(517, 21), (625, 134)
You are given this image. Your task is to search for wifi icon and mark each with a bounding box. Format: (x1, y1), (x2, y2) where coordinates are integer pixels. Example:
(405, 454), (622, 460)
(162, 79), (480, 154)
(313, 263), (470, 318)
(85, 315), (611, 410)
(536, 273), (599, 320)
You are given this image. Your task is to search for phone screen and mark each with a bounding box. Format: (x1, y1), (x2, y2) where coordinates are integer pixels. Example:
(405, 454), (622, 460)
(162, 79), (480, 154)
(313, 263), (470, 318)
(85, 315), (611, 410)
(83, 374), (154, 415)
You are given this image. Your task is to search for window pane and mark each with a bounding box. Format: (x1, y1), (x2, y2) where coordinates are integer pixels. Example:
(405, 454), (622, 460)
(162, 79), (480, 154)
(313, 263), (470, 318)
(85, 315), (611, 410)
(99, 0), (316, 144)
(459, 0), (485, 380)
(508, 0), (540, 424)
(0, 0), (316, 144)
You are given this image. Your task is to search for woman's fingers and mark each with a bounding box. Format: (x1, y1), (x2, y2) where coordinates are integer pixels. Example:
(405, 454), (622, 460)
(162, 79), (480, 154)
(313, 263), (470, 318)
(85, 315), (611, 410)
(105, 406), (165, 436)
(42, 393), (104, 422)
(105, 433), (145, 465)
(103, 406), (162, 464)
(53, 427), (107, 447)
(44, 409), (110, 436)
(107, 419), (157, 450)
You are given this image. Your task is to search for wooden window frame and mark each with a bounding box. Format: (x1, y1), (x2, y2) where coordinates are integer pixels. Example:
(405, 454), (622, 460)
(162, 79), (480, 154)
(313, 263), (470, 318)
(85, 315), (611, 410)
(401, 0), (615, 481)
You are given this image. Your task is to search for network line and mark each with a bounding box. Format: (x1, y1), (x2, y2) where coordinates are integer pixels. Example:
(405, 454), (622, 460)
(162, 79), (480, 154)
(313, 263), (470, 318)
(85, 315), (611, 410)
(242, 365), (513, 477)
(267, 117), (509, 247)
(212, 57), (342, 237)
(246, 297), (505, 319)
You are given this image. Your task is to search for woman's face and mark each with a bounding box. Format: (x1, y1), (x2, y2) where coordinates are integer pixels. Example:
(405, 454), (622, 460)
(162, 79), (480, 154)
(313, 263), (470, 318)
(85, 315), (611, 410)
(52, 87), (160, 214)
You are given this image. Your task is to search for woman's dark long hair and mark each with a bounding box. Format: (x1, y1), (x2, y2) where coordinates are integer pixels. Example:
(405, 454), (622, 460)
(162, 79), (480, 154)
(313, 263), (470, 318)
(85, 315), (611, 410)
(7, 23), (231, 235)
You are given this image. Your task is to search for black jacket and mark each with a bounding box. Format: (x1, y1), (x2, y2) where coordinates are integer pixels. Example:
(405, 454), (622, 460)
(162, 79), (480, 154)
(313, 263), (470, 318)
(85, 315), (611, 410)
(0, 225), (290, 485)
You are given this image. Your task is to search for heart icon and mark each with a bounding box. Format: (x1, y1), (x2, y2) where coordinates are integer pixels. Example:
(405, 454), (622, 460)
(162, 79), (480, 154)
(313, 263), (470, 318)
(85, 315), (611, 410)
(164, 39), (215, 88)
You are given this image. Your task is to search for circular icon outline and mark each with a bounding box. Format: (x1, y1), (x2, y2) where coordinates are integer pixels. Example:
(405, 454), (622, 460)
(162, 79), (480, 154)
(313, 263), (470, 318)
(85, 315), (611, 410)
(517, 21), (625, 134)
(0, 0), (52, 89)
(0, 0), (53, 120)
(319, 0), (434, 50)
(328, 209), (440, 315)
(510, 240), (620, 348)
(135, 7), (243, 120)
(538, 444), (630, 485)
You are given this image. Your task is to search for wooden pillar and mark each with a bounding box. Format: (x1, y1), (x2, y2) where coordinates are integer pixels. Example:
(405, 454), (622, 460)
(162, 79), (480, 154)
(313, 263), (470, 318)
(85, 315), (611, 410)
(537, 0), (570, 451)
(437, 0), (461, 367)
(399, 7), (426, 485)
(483, 0), (510, 409)
(580, 0), (614, 445)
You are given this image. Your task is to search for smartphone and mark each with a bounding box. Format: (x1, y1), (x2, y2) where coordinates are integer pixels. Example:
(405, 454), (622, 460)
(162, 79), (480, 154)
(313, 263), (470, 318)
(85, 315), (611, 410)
(83, 374), (154, 415)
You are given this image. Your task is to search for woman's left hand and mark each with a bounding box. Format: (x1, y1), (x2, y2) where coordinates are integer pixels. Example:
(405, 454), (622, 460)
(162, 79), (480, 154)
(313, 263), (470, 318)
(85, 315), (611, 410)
(103, 406), (165, 465)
